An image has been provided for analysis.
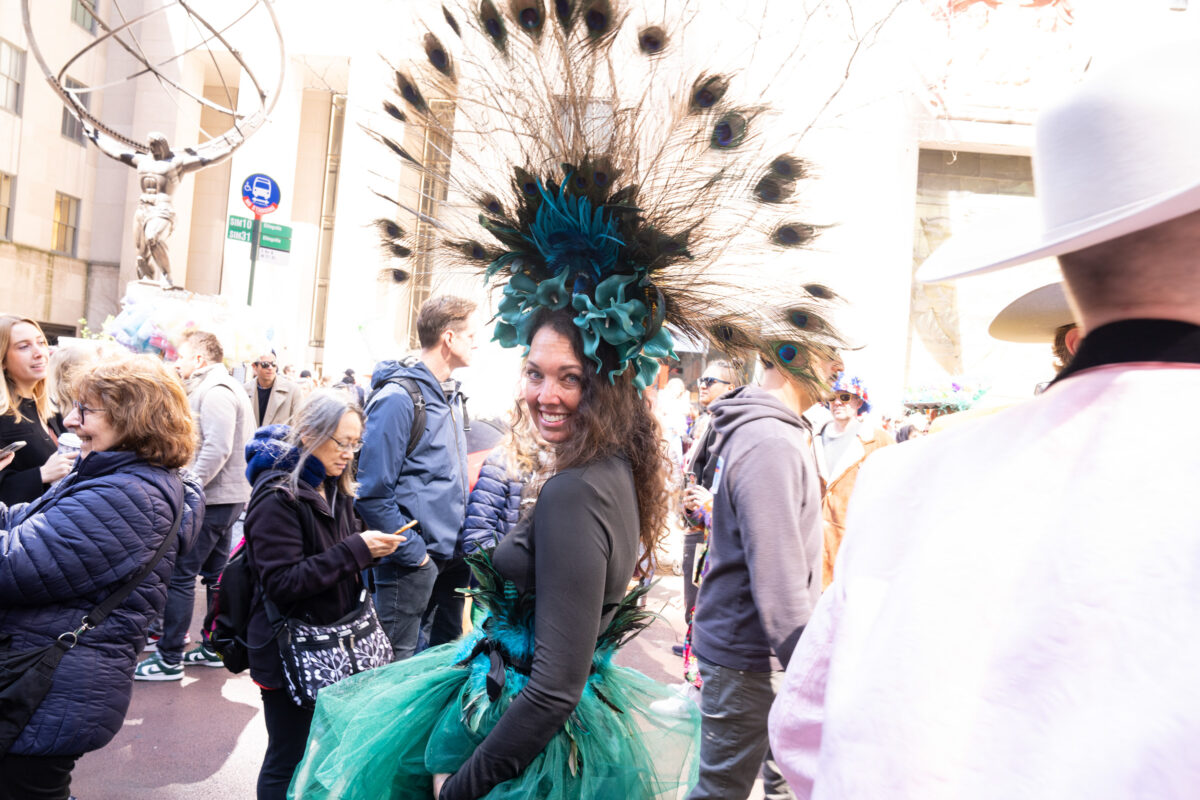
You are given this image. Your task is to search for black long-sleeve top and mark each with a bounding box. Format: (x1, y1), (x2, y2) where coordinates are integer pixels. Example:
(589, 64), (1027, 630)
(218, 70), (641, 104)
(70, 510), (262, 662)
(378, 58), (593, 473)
(0, 398), (57, 505)
(439, 454), (640, 800)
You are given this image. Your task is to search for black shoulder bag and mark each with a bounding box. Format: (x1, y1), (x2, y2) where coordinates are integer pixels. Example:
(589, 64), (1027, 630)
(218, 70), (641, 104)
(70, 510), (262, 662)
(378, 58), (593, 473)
(0, 482), (185, 756)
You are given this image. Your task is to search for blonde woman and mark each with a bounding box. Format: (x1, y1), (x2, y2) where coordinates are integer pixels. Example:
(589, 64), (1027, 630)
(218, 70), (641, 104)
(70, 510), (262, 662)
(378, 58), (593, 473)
(0, 316), (73, 504)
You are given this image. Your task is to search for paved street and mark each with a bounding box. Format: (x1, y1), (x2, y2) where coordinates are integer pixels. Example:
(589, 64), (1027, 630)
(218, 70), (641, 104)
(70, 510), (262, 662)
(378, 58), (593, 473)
(71, 574), (766, 799)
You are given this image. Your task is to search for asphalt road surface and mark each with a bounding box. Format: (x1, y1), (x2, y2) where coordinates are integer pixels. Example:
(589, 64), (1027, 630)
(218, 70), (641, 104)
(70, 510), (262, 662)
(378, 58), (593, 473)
(71, 574), (768, 799)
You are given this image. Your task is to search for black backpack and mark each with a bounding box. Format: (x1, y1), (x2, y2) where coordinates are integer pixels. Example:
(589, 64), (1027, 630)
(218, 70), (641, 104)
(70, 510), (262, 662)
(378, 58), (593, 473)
(202, 477), (315, 673)
(365, 358), (427, 459)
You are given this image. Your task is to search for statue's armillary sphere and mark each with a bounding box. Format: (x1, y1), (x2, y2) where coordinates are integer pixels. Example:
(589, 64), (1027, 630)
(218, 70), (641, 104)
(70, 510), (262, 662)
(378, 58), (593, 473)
(20, 0), (285, 286)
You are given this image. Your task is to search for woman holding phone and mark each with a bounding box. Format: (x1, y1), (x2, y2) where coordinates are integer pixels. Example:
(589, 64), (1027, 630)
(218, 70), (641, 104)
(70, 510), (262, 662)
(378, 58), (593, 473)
(240, 390), (406, 800)
(0, 316), (73, 504)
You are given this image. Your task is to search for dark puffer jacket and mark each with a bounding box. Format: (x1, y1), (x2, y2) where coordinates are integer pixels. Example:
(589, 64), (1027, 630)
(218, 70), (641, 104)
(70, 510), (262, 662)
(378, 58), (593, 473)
(459, 450), (525, 555)
(242, 428), (374, 689)
(0, 450), (203, 756)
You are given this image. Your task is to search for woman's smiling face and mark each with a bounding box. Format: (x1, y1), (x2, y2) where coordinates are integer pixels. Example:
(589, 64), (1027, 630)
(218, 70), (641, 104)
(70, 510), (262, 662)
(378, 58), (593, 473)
(523, 326), (584, 445)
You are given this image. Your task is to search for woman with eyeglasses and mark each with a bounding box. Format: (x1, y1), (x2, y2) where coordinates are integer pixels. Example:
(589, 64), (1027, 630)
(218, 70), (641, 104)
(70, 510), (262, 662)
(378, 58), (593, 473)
(241, 390), (406, 800)
(0, 355), (202, 800)
(0, 315), (75, 505)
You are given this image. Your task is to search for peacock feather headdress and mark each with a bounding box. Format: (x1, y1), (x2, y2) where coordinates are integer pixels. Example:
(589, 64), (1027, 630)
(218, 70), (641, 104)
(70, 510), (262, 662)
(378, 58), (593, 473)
(373, 0), (856, 393)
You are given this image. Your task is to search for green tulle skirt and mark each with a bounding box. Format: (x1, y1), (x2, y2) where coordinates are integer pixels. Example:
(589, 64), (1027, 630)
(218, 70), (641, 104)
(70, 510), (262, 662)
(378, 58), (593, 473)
(288, 556), (700, 799)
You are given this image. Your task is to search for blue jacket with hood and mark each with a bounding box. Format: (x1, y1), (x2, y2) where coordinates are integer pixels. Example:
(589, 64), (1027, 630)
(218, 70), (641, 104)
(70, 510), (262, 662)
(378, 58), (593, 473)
(0, 450), (203, 756)
(355, 359), (469, 565)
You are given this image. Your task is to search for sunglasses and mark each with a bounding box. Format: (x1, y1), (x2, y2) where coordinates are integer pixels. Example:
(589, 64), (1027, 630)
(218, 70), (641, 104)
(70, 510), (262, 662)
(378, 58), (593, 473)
(254, 361), (277, 369)
(832, 393), (859, 403)
(698, 377), (731, 388)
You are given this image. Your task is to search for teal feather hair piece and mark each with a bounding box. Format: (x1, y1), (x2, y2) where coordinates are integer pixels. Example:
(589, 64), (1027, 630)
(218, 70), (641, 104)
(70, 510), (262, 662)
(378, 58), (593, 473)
(371, 0), (856, 397)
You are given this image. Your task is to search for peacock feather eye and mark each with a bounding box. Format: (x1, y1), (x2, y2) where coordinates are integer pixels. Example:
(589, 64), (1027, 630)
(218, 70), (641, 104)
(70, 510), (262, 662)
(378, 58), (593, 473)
(395, 72), (428, 112)
(776, 343), (799, 364)
(574, 174), (588, 189)
(443, 5), (462, 35)
(805, 284), (834, 300)
(479, 194), (504, 215)
(710, 113), (747, 149)
(480, 0), (507, 50)
(523, 181), (538, 195)
(582, 0), (612, 37)
(424, 34), (454, 79)
(638, 26), (666, 54)
(554, 0), (573, 28)
(788, 311), (809, 329)
(593, 171), (609, 186)
(770, 155), (803, 179)
(754, 174), (794, 204)
(512, 0), (544, 33)
(690, 75), (729, 112)
(772, 223), (814, 247)
(382, 101), (406, 122)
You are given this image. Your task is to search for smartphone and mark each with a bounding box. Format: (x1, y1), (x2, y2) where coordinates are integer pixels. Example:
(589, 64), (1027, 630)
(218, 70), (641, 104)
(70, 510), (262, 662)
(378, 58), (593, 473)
(0, 441), (26, 456)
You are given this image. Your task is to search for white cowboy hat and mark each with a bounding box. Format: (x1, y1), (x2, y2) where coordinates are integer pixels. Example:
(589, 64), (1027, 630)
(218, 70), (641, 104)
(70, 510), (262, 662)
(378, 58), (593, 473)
(918, 39), (1200, 283)
(988, 282), (1074, 343)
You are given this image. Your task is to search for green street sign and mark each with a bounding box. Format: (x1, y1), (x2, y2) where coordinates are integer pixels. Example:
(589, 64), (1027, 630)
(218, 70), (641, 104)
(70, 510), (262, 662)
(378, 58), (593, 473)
(226, 215), (253, 243)
(226, 215), (292, 251)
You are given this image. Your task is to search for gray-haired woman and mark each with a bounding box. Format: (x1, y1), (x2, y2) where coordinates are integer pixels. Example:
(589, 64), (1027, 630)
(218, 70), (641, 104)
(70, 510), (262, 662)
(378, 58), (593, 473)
(241, 390), (406, 800)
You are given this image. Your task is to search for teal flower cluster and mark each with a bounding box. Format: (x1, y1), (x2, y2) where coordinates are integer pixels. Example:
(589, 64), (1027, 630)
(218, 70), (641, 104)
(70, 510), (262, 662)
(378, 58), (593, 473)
(489, 180), (676, 391)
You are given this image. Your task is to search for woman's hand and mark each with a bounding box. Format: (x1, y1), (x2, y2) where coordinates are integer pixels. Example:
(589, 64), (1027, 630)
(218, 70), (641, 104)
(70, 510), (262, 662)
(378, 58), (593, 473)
(683, 485), (712, 513)
(359, 530), (406, 558)
(0, 451), (13, 471)
(432, 773), (450, 797)
(39, 452), (73, 484)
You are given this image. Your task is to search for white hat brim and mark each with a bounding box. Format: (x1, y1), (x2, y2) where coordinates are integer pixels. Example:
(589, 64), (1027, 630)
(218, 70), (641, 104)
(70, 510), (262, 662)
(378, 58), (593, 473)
(917, 181), (1200, 283)
(988, 282), (1074, 343)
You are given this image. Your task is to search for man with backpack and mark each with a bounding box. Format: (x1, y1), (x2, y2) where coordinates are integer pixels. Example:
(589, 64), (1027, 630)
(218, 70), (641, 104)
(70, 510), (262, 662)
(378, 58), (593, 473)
(356, 296), (478, 659)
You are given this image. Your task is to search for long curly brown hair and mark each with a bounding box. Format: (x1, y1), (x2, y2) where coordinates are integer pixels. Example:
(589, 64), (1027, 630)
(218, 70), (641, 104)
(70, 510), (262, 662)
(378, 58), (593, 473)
(518, 309), (671, 575)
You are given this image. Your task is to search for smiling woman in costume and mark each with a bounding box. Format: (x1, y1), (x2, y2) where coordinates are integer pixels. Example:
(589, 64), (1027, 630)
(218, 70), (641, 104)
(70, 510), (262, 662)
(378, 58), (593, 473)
(288, 0), (847, 796)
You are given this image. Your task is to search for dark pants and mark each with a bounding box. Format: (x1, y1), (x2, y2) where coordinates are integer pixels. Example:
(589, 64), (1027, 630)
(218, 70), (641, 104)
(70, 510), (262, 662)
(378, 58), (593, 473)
(420, 556), (470, 649)
(682, 530), (704, 623)
(687, 659), (793, 800)
(258, 687), (314, 800)
(374, 555), (468, 660)
(159, 501), (244, 663)
(0, 753), (79, 800)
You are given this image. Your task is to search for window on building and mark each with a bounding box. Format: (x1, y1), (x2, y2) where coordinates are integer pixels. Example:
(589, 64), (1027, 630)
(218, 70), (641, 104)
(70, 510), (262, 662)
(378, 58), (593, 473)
(71, 0), (99, 34)
(405, 98), (457, 348)
(61, 78), (90, 144)
(0, 38), (24, 116)
(0, 173), (13, 241)
(52, 193), (80, 256)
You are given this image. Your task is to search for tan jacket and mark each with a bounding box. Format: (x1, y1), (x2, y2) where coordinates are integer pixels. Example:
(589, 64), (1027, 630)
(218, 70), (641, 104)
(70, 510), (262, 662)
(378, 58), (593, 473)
(244, 376), (303, 428)
(815, 422), (893, 588)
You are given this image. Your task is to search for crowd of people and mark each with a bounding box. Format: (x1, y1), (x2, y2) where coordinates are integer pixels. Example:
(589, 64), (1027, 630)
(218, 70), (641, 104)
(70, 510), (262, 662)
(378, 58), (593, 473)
(1, 28), (1198, 800)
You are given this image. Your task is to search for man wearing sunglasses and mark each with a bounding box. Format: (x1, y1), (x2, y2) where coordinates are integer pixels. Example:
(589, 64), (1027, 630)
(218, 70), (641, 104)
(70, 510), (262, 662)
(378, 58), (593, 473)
(813, 374), (892, 589)
(244, 352), (303, 428)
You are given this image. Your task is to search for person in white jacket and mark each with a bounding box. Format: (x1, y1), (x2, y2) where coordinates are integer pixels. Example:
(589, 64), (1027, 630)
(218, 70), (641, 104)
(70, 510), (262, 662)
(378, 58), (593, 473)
(769, 40), (1200, 800)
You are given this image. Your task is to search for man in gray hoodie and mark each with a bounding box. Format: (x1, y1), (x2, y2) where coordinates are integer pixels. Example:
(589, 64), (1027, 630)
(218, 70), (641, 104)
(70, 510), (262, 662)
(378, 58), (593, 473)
(686, 355), (833, 800)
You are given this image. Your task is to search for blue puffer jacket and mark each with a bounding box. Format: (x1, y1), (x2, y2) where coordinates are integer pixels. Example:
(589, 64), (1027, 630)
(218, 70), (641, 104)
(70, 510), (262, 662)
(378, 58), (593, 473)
(0, 450), (203, 756)
(459, 449), (525, 555)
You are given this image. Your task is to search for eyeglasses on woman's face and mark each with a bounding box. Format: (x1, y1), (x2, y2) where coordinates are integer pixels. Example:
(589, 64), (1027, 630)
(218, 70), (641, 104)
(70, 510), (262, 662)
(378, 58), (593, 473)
(329, 436), (363, 454)
(73, 400), (102, 424)
(697, 377), (731, 388)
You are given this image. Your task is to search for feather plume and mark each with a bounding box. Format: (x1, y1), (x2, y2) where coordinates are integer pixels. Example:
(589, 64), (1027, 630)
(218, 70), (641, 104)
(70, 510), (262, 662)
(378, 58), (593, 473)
(367, 0), (889, 394)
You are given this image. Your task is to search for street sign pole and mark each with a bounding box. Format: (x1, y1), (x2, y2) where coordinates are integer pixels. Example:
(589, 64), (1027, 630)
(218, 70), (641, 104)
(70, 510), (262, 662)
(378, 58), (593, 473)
(248, 213), (262, 305)
(240, 172), (281, 305)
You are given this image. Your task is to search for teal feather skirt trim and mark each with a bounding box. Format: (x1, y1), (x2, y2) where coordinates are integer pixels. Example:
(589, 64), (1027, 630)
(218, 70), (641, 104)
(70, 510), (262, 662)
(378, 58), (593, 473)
(288, 553), (700, 799)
